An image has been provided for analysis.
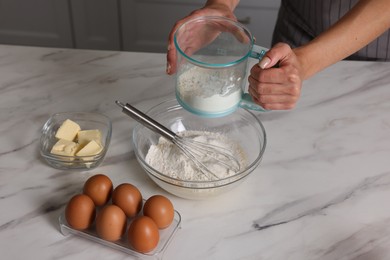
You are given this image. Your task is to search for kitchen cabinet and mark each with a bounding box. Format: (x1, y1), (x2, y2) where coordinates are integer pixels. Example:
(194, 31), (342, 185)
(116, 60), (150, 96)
(120, 0), (201, 53)
(121, 0), (281, 53)
(234, 1), (281, 47)
(0, 0), (120, 50)
(70, 0), (121, 50)
(0, 0), (280, 52)
(0, 0), (73, 48)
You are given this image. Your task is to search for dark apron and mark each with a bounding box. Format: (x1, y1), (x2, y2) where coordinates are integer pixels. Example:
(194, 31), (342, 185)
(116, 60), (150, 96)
(272, 0), (390, 61)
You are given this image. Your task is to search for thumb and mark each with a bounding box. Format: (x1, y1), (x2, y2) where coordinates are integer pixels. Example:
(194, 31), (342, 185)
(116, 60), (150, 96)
(258, 43), (292, 69)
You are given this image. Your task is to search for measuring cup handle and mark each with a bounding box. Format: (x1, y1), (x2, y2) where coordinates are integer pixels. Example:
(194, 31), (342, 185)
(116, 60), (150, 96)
(240, 44), (269, 112)
(250, 45), (268, 60)
(240, 93), (268, 112)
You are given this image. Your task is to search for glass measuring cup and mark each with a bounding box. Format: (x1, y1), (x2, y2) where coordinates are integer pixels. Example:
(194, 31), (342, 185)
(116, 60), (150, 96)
(174, 16), (268, 118)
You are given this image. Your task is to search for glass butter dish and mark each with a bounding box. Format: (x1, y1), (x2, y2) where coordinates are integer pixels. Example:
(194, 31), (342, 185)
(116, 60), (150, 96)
(59, 209), (181, 259)
(40, 112), (112, 170)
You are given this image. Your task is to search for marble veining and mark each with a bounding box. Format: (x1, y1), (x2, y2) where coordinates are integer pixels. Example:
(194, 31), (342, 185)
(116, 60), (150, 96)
(1, 44), (390, 260)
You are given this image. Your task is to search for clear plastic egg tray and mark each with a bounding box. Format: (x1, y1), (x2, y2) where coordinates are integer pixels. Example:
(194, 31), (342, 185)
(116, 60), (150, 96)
(59, 208), (181, 259)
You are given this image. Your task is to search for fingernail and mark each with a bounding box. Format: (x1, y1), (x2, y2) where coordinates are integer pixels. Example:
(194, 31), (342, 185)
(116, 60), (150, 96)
(258, 57), (271, 69)
(166, 63), (171, 74)
(167, 44), (171, 51)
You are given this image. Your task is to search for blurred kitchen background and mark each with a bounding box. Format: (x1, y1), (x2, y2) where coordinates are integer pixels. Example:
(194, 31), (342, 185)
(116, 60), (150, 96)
(0, 0), (281, 53)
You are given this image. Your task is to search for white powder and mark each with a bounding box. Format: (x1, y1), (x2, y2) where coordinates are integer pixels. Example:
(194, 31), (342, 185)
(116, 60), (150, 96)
(145, 130), (248, 181)
(176, 66), (244, 114)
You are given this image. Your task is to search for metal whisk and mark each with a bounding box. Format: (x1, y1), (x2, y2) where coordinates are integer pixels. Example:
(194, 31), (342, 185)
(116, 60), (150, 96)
(115, 101), (241, 180)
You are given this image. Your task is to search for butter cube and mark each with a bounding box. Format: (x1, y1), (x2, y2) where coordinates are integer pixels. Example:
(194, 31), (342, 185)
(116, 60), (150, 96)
(55, 119), (81, 141)
(76, 140), (103, 158)
(77, 129), (102, 146)
(50, 139), (80, 158)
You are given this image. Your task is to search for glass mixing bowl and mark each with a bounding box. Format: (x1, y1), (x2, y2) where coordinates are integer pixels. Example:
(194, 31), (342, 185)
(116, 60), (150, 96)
(132, 99), (266, 199)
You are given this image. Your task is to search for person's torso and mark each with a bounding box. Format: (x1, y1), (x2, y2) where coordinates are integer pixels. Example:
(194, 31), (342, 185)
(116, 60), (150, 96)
(273, 0), (390, 61)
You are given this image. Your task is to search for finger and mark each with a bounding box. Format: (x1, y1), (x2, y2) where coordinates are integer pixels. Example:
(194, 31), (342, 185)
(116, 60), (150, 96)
(166, 13), (205, 75)
(248, 83), (298, 110)
(258, 42), (293, 69)
(257, 94), (299, 104)
(248, 84), (299, 104)
(256, 82), (301, 97)
(166, 21), (194, 74)
(166, 43), (176, 75)
(251, 65), (295, 84)
(248, 76), (300, 97)
(250, 65), (284, 83)
(247, 84), (260, 100)
(248, 88), (297, 110)
(167, 22), (182, 75)
(260, 102), (297, 110)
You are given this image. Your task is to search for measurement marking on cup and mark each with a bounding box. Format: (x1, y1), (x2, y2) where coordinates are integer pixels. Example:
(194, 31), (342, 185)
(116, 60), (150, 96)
(217, 48), (227, 55)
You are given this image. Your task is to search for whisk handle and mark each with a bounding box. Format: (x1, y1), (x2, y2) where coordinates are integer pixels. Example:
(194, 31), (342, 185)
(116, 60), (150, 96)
(116, 101), (176, 141)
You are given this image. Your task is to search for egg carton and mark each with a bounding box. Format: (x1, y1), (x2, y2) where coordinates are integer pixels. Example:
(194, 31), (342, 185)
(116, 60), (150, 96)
(59, 209), (181, 259)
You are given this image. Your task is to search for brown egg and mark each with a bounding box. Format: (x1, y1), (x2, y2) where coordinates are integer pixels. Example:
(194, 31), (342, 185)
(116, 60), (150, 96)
(143, 195), (174, 229)
(128, 216), (159, 253)
(65, 194), (96, 230)
(83, 174), (113, 206)
(112, 183), (143, 217)
(96, 204), (127, 241)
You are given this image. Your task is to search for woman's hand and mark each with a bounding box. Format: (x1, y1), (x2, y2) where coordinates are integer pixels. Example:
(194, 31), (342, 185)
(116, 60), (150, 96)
(166, 3), (237, 75)
(248, 43), (304, 110)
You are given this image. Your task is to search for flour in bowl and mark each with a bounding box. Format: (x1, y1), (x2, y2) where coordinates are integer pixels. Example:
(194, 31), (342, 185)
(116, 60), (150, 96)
(144, 130), (247, 181)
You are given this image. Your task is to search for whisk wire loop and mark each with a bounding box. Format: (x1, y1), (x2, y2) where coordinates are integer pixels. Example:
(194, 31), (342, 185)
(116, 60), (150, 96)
(173, 136), (241, 180)
(116, 101), (241, 180)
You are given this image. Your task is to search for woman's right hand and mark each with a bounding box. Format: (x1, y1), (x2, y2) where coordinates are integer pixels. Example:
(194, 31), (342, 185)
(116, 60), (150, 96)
(248, 43), (304, 110)
(166, 3), (237, 75)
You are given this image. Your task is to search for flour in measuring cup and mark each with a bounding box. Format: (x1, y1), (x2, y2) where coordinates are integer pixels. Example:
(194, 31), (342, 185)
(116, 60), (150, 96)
(144, 130), (248, 181)
(177, 66), (243, 113)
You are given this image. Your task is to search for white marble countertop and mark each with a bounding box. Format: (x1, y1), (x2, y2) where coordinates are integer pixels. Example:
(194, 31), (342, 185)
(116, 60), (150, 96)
(1, 44), (390, 260)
